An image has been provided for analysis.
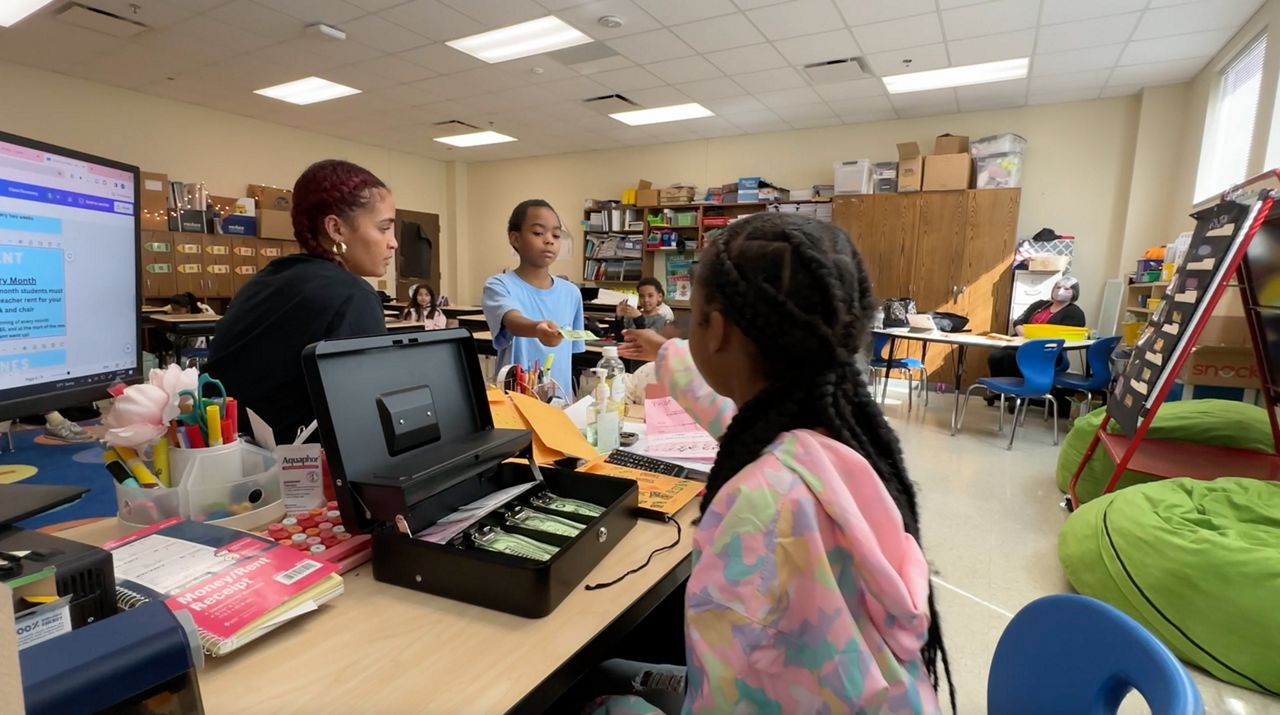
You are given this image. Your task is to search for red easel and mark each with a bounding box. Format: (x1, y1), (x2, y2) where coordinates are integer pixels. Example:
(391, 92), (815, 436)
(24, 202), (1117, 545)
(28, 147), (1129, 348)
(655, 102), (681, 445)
(1068, 171), (1280, 507)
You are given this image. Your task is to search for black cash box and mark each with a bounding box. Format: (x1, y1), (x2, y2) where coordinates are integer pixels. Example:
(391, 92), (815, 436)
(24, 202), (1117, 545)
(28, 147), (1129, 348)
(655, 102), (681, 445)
(302, 329), (638, 617)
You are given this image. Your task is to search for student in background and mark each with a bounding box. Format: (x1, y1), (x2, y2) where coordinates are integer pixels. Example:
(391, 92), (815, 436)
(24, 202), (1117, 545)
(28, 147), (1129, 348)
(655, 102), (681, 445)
(603, 213), (952, 714)
(402, 283), (446, 330)
(165, 292), (215, 316)
(615, 277), (670, 333)
(985, 276), (1086, 405)
(483, 199), (583, 396)
(207, 160), (395, 445)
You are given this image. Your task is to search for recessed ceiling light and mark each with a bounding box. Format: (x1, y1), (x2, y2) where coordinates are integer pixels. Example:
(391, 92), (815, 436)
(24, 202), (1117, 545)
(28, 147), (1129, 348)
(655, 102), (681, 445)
(610, 103), (714, 126)
(433, 131), (518, 147)
(254, 76), (361, 105)
(0, 0), (55, 27)
(882, 57), (1030, 94)
(447, 15), (592, 64)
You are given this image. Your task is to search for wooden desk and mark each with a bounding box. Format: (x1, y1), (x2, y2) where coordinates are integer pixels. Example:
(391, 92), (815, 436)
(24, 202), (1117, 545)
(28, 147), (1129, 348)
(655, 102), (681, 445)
(61, 507), (696, 714)
(147, 314), (221, 366)
(385, 318), (427, 333)
(472, 331), (606, 357)
(441, 304), (481, 318)
(455, 314), (487, 332)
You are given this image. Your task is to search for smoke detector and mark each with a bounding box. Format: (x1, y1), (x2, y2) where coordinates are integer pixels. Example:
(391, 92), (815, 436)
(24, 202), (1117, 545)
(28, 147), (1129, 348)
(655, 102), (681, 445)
(598, 15), (623, 29)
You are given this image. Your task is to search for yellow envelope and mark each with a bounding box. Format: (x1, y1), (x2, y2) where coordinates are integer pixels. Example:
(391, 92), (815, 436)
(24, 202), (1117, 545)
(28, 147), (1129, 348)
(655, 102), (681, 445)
(508, 391), (599, 460)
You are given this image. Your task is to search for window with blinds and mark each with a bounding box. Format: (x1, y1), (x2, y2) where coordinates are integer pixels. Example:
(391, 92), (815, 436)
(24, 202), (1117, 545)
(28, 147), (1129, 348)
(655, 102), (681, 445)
(1197, 34), (1267, 201)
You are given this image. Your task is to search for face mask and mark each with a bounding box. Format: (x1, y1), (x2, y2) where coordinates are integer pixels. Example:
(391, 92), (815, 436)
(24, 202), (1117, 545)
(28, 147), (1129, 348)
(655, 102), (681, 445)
(1053, 288), (1073, 302)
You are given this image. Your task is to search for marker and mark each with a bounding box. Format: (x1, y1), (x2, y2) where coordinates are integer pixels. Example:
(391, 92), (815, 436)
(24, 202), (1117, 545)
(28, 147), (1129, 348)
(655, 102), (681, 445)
(114, 446), (160, 487)
(225, 397), (238, 441)
(152, 437), (170, 487)
(105, 459), (140, 489)
(185, 424), (206, 449)
(543, 353), (555, 379)
(221, 418), (234, 444)
(206, 404), (223, 446)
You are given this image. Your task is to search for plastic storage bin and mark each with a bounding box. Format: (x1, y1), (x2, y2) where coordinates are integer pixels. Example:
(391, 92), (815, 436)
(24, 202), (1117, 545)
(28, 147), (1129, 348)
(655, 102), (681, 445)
(971, 133), (1027, 189)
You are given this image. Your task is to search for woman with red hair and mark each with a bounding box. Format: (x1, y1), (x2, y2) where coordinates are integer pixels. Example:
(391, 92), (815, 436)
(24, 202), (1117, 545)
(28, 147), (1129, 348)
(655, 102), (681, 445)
(207, 159), (398, 444)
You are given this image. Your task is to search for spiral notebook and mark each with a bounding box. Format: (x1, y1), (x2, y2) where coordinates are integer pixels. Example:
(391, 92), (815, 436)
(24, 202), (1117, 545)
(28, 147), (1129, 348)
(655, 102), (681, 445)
(103, 518), (344, 656)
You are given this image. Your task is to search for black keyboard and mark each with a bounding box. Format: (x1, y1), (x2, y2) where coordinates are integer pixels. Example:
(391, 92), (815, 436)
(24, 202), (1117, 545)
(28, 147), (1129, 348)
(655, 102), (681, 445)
(605, 450), (690, 478)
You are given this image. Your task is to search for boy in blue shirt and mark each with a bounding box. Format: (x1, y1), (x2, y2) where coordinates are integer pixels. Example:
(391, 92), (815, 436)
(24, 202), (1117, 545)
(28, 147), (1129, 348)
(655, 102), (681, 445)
(483, 199), (584, 399)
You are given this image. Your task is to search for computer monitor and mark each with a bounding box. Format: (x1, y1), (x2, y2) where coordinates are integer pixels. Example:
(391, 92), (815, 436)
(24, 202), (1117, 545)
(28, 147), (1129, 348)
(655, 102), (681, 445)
(0, 130), (141, 419)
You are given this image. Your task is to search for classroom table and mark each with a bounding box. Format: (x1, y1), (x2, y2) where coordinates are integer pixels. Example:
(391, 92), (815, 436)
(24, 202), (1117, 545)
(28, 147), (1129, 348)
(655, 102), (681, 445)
(454, 313), (488, 331)
(384, 318), (428, 333)
(441, 304), (482, 318)
(60, 505), (696, 714)
(147, 313), (221, 366)
(872, 328), (1095, 436)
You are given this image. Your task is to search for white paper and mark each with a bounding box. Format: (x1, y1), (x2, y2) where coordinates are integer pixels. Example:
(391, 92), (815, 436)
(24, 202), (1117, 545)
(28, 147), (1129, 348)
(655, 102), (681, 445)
(112, 534), (231, 594)
(1133, 380), (1149, 395)
(1174, 291), (1197, 303)
(144, 179), (164, 192)
(414, 482), (538, 544)
(1161, 322), (1180, 335)
(1147, 351), (1164, 366)
(246, 408), (277, 450)
(1185, 258), (1215, 270)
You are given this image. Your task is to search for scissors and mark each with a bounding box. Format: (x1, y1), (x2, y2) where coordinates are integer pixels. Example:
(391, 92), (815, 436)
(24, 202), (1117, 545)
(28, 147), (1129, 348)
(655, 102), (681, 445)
(178, 374), (227, 432)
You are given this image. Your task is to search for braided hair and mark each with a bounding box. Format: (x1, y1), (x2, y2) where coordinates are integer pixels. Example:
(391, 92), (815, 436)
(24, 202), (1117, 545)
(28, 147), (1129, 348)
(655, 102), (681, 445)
(291, 159), (388, 267)
(696, 212), (954, 708)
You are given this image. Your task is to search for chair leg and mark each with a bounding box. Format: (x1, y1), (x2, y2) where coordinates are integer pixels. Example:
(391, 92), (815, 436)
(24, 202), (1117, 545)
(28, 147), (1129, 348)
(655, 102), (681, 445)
(1050, 396), (1059, 446)
(881, 366), (890, 404)
(955, 384), (986, 433)
(906, 369), (914, 413)
(998, 394), (1005, 431)
(1007, 398), (1025, 450)
(1043, 398), (1049, 422)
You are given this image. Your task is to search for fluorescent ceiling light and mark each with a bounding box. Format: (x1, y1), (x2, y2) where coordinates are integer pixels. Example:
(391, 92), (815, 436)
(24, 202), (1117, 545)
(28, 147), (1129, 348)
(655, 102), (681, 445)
(882, 57), (1029, 94)
(254, 77), (361, 105)
(0, 0), (55, 27)
(433, 131), (518, 147)
(610, 103), (714, 126)
(447, 15), (592, 64)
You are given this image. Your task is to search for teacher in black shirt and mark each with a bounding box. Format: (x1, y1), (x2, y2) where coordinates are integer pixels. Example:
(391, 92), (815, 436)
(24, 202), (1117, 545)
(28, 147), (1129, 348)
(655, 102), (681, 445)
(206, 159), (397, 444)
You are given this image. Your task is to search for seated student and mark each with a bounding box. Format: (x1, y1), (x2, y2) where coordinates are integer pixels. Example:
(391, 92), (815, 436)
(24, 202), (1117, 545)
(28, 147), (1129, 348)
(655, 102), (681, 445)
(615, 277), (670, 333)
(206, 160), (395, 445)
(402, 283), (447, 330)
(482, 199), (584, 397)
(986, 276), (1086, 406)
(602, 213), (953, 714)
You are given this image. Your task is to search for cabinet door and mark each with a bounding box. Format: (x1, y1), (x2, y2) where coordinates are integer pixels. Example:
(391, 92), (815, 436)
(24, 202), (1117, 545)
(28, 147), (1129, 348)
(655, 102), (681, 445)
(202, 235), (234, 297)
(871, 193), (919, 300)
(832, 195), (878, 284)
(959, 188), (1021, 386)
(231, 236), (258, 293)
(257, 239), (284, 269)
(173, 233), (204, 295)
(911, 191), (968, 379)
(140, 230), (177, 299)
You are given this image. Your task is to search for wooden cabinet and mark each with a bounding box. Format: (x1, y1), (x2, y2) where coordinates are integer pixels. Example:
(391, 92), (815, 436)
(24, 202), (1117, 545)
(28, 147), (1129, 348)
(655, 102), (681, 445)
(139, 230), (176, 299)
(832, 189), (1022, 385)
(257, 239), (285, 268)
(202, 235), (233, 297)
(395, 209), (441, 299)
(173, 233), (204, 296)
(231, 236), (258, 292)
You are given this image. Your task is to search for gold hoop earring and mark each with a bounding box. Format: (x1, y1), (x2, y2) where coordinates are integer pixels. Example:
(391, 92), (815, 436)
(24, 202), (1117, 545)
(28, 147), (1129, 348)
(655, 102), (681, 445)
(333, 240), (347, 256)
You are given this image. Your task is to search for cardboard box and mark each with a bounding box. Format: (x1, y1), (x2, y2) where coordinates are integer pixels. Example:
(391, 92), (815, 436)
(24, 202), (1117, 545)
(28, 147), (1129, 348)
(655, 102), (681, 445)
(833, 161), (873, 194)
(933, 133), (970, 155)
(1178, 345), (1261, 389)
(219, 214), (257, 236)
(896, 143), (923, 192)
(178, 209), (209, 233)
(209, 195), (238, 218)
(635, 180), (659, 207)
(140, 171), (170, 230)
(257, 209), (293, 240)
(922, 153), (972, 191)
(247, 184), (293, 211)
(660, 186), (696, 205)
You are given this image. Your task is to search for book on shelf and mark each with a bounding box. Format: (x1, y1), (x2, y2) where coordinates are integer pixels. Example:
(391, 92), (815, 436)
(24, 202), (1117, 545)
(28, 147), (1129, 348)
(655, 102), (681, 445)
(584, 235), (643, 260)
(585, 207), (641, 233)
(103, 518), (344, 657)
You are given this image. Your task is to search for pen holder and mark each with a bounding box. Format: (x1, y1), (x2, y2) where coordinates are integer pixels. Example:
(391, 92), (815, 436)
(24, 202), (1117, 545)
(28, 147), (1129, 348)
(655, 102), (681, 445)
(116, 482), (183, 527)
(116, 442), (285, 530)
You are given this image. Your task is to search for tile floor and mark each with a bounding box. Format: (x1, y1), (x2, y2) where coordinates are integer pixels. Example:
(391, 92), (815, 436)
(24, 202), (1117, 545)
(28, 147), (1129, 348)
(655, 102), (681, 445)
(876, 382), (1276, 714)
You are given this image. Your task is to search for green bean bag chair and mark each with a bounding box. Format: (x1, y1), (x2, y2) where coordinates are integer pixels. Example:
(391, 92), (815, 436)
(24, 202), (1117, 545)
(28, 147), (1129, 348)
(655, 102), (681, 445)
(1059, 477), (1280, 694)
(1056, 399), (1274, 504)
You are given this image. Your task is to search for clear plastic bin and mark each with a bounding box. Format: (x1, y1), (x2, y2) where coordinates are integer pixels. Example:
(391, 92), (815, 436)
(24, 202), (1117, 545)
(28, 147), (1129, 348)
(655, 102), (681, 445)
(975, 152), (1024, 189)
(970, 133), (1027, 157)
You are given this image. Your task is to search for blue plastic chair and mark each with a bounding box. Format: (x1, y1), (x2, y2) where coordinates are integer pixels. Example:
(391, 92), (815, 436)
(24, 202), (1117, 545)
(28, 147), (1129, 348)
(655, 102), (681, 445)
(869, 333), (927, 411)
(1055, 336), (1121, 416)
(957, 338), (1064, 449)
(989, 594), (1203, 715)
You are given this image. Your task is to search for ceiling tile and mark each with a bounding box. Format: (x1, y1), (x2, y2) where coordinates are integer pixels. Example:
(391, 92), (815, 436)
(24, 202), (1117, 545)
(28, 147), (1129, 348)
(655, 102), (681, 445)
(624, 86), (693, 106)
(135, 16), (275, 57)
(702, 94), (767, 113)
(557, 0), (662, 40)
(257, 0), (368, 24)
(636, 0), (738, 25)
(1028, 68), (1110, 92)
(788, 116), (843, 129)
(539, 75), (612, 99)
(1133, 0), (1262, 40)
(350, 0), (415, 10)
(675, 77), (749, 100)
(380, 0), (487, 42)
(81, 0), (196, 28)
(833, 0), (934, 26)
(1028, 87), (1103, 104)
(591, 66), (667, 90)
(569, 54), (635, 74)
(687, 117), (745, 137)
(772, 29), (861, 66)
(1040, 0), (1147, 26)
(942, 0), (1039, 41)
(731, 66), (809, 92)
(396, 44), (487, 73)
(939, 0), (992, 7)
(826, 93), (893, 115)
(338, 13), (432, 52)
(671, 14), (766, 53)
(205, 0), (303, 40)
(277, 35), (385, 68)
(851, 13), (943, 54)
(494, 56), (581, 83)
(1033, 44), (1124, 76)
(1034, 13), (1141, 54)
(732, 0), (790, 8)
(450, 66), (527, 92)
(755, 86), (823, 107)
(606, 29), (696, 64)
(956, 78), (1027, 110)
(439, 0), (545, 25)
(814, 77), (885, 100)
(837, 106), (897, 123)
(322, 54), (439, 89)
(1108, 57), (1209, 86)
(891, 90), (958, 117)
(1119, 28), (1234, 65)
(724, 108), (788, 130)
(772, 102), (836, 120)
(411, 73), (492, 100)
(704, 43), (788, 74)
(644, 56), (723, 83)
(1098, 84), (1144, 98)
(864, 42), (949, 77)
(947, 30), (1035, 66)
(745, 0), (843, 41)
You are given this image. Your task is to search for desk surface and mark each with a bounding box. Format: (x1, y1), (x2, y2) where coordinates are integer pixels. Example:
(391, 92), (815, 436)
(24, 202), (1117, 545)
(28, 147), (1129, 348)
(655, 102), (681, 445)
(147, 313), (221, 324)
(874, 328), (1094, 350)
(384, 318), (427, 331)
(61, 507), (696, 714)
(441, 304), (481, 315)
(473, 331), (606, 355)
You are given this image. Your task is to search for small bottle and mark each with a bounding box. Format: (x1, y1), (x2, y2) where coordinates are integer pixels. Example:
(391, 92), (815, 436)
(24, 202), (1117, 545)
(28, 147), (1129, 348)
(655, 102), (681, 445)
(597, 346), (627, 421)
(585, 367), (604, 448)
(872, 305), (885, 330)
(591, 367), (620, 451)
